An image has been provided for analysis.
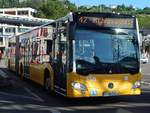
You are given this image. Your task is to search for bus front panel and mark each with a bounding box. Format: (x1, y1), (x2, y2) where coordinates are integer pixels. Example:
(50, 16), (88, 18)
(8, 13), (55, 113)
(67, 72), (141, 98)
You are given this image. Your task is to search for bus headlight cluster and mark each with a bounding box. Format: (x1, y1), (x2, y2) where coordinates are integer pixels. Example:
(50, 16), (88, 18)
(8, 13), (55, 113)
(133, 81), (141, 88)
(71, 82), (87, 91)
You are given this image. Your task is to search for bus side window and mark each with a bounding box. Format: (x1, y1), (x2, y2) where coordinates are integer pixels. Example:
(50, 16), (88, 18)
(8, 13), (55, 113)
(31, 41), (40, 64)
(46, 40), (52, 54)
(59, 29), (67, 73)
(46, 40), (52, 62)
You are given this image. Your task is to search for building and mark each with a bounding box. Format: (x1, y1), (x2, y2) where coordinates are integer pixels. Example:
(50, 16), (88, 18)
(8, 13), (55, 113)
(0, 24), (31, 49)
(0, 7), (53, 55)
(0, 7), (36, 18)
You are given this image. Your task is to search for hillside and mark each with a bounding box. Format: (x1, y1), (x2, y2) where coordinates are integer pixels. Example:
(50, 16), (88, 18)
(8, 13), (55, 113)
(0, 0), (149, 28)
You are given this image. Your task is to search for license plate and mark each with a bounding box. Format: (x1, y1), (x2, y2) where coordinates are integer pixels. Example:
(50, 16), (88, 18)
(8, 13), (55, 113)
(103, 92), (110, 97)
(103, 92), (117, 97)
(90, 90), (97, 96)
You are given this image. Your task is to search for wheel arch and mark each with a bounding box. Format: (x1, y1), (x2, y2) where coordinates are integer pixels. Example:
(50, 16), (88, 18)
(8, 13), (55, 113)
(44, 67), (54, 90)
(19, 62), (23, 76)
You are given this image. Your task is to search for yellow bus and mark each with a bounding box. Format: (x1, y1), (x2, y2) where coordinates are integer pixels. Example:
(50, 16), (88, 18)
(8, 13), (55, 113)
(7, 36), (16, 71)
(8, 12), (141, 98)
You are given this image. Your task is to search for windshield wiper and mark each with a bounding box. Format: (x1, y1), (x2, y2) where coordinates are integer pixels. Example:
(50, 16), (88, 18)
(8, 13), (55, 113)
(76, 59), (104, 75)
(119, 56), (138, 63)
(120, 64), (139, 75)
(76, 66), (103, 75)
(118, 56), (139, 74)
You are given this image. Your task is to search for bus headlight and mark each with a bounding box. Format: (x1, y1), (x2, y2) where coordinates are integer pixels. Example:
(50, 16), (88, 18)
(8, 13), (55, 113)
(133, 81), (141, 88)
(71, 82), (87, 91)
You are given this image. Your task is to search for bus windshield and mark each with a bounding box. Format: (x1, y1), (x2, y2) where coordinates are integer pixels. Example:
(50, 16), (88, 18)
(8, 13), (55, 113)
(74, 28), (139, 75)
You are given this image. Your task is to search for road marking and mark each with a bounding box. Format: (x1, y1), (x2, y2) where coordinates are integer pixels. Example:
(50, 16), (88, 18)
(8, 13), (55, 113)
(0, 69), (8, 78)
(50, 109), (61, 113)
(0, 91), (43, 102)
(24, 87), (44, 102)
(0, 103), (61, 113)
(116, 108), (132, 113)
(56, 107), (74, 111)
(1, 102), (150, 112)
(0, 69), (44, 102)
(0, 99), (150, 113)
(24, 104), (62, 113)
(53, 102), (150, 111)
(142, 73), (150, 75)
(0, 100), (14, 104)
(141, 81), (150, 85)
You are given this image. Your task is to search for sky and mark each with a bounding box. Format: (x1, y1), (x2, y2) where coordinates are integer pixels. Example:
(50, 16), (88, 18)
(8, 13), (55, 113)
(69, 0), (150, 9)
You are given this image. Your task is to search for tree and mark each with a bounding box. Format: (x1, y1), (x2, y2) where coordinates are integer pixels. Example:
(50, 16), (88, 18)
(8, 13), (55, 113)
(138, 15), (150, 29)
(0, 0), (20, 8)
(0, 0), (149, 29)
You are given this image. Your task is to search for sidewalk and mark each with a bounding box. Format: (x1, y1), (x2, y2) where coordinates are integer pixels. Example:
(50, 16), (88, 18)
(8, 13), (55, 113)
(0, 58), (7, 68)
(141, 62), (150, 83)
(0, 59), (11, 87)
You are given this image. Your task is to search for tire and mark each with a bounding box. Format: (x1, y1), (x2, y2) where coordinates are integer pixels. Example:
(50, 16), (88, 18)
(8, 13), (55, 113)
(8, 59), (10, 70)
(20, 64), (24, 79)
(44, 70), (51, 92)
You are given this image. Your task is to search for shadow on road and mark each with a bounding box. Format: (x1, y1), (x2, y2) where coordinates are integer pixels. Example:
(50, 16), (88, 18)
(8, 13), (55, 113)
(0, 66), (150, 113)
(0, 90), (150, 113)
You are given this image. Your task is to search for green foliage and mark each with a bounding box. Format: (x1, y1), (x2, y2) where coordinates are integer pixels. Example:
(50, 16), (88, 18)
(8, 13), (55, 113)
(0, 0), (77, 19)
(137, 7), (150, 14)
(39, 0), (68, 19)
(21, 0), (77, 19)
(0, 0), (149, 28)
(0, 0), (19, 8)
(138, 15), (150, 29)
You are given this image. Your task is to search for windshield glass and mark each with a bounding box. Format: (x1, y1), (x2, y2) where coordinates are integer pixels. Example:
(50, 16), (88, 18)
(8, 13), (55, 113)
(74, 28), (139, 75)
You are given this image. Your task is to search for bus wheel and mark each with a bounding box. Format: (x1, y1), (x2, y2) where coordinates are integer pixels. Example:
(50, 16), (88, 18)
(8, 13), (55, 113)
(44, 70), (51, 92)
(8, 60), (10, 70)
(20, 64), (24, 79)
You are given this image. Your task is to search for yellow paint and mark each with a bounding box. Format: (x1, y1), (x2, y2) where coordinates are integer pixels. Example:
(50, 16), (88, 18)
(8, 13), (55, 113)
(67, 72), (141, 98)
(20, 62), (54, 90)
(30, 63), (53, 89)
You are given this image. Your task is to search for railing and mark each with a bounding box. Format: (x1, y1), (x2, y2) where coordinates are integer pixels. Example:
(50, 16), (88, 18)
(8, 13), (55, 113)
(0, 14), (54, 26)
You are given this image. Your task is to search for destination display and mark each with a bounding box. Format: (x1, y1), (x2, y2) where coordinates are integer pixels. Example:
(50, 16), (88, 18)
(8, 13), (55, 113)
(77, 16), (135, 28)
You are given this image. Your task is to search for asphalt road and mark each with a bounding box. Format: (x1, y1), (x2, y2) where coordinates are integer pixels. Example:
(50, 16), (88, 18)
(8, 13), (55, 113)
(141, 62), (150, 83)
(0, 62), (150, 113)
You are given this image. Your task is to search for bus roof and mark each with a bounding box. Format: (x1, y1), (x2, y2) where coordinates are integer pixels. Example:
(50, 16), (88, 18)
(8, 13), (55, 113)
(10, 12), (136, 39)
(73, 12), (135, 18)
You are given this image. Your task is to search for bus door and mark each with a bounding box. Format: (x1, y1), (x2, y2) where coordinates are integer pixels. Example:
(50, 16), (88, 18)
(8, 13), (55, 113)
(53, 27), (67, 94)
(23, 38), (31, 78)
(30, 38), (43, 83)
